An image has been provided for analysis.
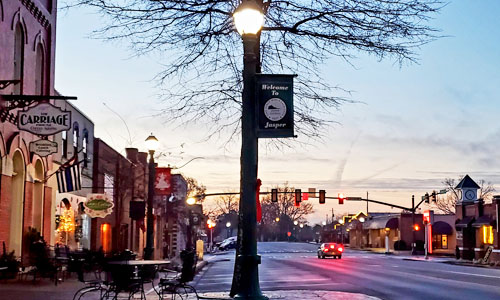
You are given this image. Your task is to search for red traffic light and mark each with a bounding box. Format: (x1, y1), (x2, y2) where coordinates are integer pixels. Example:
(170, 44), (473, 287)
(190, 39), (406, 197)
(338, 193), (345, 205)
(295, 189), (301, 207)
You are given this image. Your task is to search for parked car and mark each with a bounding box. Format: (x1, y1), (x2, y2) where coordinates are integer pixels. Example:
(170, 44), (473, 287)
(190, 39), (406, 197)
(219, 237), (237, 251)
(317, 243), (344, 259)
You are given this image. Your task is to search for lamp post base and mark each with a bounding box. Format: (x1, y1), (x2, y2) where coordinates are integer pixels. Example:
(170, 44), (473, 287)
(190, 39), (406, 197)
(143, 247), (154, 260)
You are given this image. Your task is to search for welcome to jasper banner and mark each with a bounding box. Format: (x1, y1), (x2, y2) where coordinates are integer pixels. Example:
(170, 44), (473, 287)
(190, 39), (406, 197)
(17, 103), (71, 135)
(256, 74), (295, 138)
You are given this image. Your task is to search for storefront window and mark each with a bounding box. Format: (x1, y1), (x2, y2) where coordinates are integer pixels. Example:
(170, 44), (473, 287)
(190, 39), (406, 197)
(433, 234), (448, 249)
(483, 225), (494, 244)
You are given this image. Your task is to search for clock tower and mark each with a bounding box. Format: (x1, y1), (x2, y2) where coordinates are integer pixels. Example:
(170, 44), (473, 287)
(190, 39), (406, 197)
(455, 174), (480, 203)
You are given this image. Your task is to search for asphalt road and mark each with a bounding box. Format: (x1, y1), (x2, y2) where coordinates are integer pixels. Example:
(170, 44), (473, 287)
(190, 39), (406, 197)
(194, 242), (500, 300)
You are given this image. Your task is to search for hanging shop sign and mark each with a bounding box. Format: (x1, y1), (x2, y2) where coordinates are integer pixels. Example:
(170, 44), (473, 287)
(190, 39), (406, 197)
(84, 193), (114, 218)
(17, 102), (71, 135)
(170, 174), (187, 202)
(256, 74), (295, 138)
(155, 167), (172, 196)
(29, 139), (58, 157)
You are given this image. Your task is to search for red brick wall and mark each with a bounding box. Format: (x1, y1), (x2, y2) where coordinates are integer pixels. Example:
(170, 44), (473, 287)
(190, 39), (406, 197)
(43, 186), (52, 240)
(0, 175), (12, 251)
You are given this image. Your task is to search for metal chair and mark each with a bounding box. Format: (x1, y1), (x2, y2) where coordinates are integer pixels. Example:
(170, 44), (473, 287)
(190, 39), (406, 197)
(155, 250), (199, 299)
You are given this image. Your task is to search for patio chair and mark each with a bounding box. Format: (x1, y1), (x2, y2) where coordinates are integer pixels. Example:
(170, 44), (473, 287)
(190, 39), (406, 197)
(155, 250), (199, 299)
(72, 256), (109, 300)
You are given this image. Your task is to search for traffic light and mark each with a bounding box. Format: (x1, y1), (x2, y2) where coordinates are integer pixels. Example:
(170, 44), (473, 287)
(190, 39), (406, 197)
(319, 190), (326, 204)
(424, 192), (430, 204)
(271, 188), (278, 202)
(338, 193), (345, 205)
(295, 189), (301, 207)
(430, 191), (437, 202)
(413, 224), (420, 231)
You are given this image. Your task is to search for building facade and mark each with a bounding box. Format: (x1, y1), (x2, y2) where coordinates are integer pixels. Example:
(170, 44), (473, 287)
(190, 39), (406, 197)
(0, 0), (59, 261)
(52, 100), (94, 249)
(455, 175), (499, 261)
(91, 139), (149, 256)
(348, 212), (456, 254)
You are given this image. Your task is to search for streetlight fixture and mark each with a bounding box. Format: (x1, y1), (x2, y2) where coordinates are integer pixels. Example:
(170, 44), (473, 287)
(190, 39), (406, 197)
(231, 1), (266, 299)
(186, 197), (196, 250)
(359, 217), (365, 223)
(322, 221), (327, 226)
(293, 220), (298, 226)
(144, 133), (159, 260)
(299, 223), (304, 228)
(275, 217), (280, 222)
(186, 197), (196, 206)
(226, 221), (232, 239)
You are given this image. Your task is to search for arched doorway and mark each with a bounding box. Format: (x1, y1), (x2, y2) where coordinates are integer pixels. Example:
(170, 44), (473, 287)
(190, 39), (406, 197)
(10, 150), (25, 256)
(32, 160), (44, 233)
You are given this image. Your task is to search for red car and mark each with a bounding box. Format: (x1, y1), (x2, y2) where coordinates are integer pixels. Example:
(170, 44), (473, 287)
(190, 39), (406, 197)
(317, 243), (344, 259)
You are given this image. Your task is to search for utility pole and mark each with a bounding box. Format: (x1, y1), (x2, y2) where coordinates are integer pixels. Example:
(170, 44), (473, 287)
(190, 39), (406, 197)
(366, 191), (369, 216)
(411, 195), (416, 255)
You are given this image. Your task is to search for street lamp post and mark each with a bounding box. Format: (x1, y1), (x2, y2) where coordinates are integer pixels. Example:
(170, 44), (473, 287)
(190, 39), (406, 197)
(144, 133), (159, 260)
(226, 221), (232, 239)
(231, 1), (266, 299)
(339, 219), (345, 244)
(186, 197), (197, 250)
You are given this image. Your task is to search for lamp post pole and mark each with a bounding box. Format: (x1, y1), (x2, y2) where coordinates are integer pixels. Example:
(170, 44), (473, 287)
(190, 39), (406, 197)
(144, 134), (159, 260)
(231, 2), (266, 299)
(234, 32), (264, 299)
(144, 149), (156, 260)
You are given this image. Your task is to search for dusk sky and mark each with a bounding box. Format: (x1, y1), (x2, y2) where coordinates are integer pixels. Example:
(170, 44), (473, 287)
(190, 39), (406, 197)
(55, 1), (500, 224)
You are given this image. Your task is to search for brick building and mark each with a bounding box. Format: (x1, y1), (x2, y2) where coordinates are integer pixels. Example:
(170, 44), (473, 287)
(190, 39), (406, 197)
(455, 175), (499, 261)
(0, 0), (59, 261)
(90, 139), (149, 256)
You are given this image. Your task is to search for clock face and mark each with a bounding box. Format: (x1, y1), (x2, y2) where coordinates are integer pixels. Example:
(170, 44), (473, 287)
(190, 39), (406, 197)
(465, 190), (476, 201)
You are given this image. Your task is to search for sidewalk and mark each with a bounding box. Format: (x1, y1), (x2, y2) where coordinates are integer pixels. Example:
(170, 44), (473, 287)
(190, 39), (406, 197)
(145, 290), (381, 299)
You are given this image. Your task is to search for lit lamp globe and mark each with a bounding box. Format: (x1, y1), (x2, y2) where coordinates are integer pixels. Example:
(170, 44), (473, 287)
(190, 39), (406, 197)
(293, 220), (299, 226)
(322, 221), (327, 226)
(186, 197), (196, 205)
(145, 133), (159, 153)
(226, 222), (231, 228)
(233, 0), (264, 36)
(299, 224), (304, 228)
(359, 217), (365, 223)
(339, 219), (345, 225)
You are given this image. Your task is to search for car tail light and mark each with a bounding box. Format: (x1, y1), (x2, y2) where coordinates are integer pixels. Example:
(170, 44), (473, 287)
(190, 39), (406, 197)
(324, 248), (329, 252)
(338, 247), (343, 252)
(330, 245), (335, 249)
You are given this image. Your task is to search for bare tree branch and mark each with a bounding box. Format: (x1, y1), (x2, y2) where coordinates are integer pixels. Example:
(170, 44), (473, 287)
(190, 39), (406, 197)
(65, 0), (443, 143)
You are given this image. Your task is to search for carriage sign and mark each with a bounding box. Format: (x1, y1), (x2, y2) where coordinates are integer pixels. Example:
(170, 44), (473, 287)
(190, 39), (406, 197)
(17, 103), (71, 135)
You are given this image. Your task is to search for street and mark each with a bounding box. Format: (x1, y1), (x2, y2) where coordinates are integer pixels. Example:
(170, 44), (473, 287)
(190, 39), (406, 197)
(194, 242), (500, 300)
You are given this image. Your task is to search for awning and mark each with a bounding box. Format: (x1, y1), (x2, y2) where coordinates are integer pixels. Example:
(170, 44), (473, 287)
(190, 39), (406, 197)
(472, 215), (495, 228)
(386, 218), (399, 229)
(455, 216), (474, 228)
(363, 216), (399, 230)
(432, 221), (453, 235)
